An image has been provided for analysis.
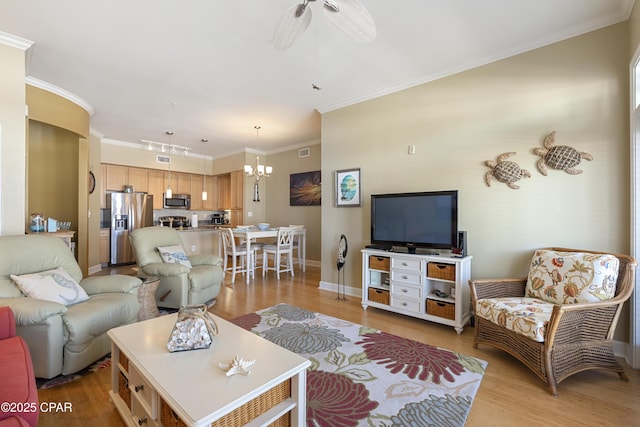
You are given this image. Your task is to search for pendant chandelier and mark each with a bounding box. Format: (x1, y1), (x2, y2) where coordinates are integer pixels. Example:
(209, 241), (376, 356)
(244, 126), (272, 181)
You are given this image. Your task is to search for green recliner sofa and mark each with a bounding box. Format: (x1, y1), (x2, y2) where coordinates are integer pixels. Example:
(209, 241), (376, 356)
(0, 234), (141, 379)
(129, 226), (223, 309)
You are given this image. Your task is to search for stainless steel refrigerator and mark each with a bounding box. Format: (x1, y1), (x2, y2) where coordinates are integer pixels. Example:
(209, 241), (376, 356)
(108, 192), (154, 265)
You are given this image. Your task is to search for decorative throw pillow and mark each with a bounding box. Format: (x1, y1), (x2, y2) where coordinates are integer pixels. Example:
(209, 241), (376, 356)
(525, 249), (619, 305)
(11, 268), (90, 306)
(157, 245), (192, 268)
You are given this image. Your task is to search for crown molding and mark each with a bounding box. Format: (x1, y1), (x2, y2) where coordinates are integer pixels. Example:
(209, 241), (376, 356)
(26, 76), (94, 117)
(0, 31), (33, 50)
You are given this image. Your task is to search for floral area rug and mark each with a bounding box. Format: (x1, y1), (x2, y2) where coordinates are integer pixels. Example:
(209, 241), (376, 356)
(36, 355), (111, 389)
(231, 303), (487, 427)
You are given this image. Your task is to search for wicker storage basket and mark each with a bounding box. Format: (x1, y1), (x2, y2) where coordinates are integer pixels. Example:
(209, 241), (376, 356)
(118, 350), (129, 371)
(369, 256), (390, 271)
(117, 371), (131, 409)
(160, 379), (291, 427)
(427, 262), (456, 281)
(427, 299), (455, 320)
(368, 288), (390, 305)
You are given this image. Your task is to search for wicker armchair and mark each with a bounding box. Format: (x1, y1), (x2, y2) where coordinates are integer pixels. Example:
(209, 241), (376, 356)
(469, 247), (637, 396)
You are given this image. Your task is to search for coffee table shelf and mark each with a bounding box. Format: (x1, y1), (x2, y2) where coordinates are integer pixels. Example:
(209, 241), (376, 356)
(108, 313), (310, 427)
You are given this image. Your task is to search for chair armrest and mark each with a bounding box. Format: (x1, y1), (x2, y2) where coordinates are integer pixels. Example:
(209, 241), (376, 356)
(142, 262), (190, 277)
(0, 306), (16, 339)
(0, 297), (67, 325)
(469, 278), (527, 302)
(546, 299), (626, 347)
(188, 254), (222, 267)
(81, 275), (142, 295)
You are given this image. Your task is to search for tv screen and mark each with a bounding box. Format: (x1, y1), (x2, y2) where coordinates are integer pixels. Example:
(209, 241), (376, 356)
(371, 191), (458, 251)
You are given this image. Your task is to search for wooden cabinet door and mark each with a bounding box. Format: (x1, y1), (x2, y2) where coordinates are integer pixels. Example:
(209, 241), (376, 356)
(190, 174), (204, 210)
(203, 175), (219, 210)
(230, 170), (244, 209)
(177, 172), (191, 194)
(100, 229), (110, 264)
(147, 169), (165, 209)
(128, 167), (148, 193)
(106, 164), (128, 192)
(218, 174), (231, 209)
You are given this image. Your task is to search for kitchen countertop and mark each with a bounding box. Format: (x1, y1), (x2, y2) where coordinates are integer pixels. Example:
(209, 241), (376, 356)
(175, 225), (230, 232)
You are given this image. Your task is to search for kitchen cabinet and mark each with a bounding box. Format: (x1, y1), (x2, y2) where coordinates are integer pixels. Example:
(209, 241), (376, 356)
(230, 170), (244, 209)
(127, 167), (148, 193)
(190, 174), (204, 210)
(100, 229), (109, 265)
(203, 175), (219, 210)
(361, 249), (472, 334)
(166, 172), (191, 195)
(106, 164), (128, 192)
(218, 174), (231, 209)
(147, 169), (165, 209)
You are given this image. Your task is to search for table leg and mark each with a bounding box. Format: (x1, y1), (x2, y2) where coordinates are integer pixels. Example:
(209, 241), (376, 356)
(245, 238), (252, 285)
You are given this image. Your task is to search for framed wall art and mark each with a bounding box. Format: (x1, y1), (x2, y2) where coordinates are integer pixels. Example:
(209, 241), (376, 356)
(335, 168), (361, 207)
(290, 170), (321, 206)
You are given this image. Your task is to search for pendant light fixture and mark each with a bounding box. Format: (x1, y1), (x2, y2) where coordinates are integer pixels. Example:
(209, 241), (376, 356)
(165, 131), (173, 198)
(244, 126), (272, 180)
(201, 150), (208, 201)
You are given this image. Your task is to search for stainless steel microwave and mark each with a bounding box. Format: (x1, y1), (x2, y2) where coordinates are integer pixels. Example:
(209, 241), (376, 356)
(163, 193), (191, 209)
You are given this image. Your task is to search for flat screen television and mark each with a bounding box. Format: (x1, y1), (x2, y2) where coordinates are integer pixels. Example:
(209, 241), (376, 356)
(370, 190), (458, 252)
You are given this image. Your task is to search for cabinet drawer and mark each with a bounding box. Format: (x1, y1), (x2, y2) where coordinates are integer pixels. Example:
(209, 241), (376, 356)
(391, 283), (422, 299)
(368, 288), (389, 305)
(369, 255), (390, 271)
(391, 296), (423, 313)
(391, 257), (421, 272)
(427, 262), (456, 281)
(391, 270), (421, 286)
(131, 396), (156, 427)
(129, 364), (155, 416)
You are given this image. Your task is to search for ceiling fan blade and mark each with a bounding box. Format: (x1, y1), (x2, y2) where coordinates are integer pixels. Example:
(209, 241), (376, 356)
(323, 0), (376, 44)
(273, 3), (313, 51)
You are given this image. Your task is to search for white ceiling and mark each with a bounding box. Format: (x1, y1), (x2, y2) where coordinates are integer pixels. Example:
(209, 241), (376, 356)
(0, 0), (634, 158)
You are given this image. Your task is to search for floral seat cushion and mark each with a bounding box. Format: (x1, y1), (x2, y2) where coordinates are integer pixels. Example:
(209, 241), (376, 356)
(476, 297), (554, 342)
(525, 249), (619, 305)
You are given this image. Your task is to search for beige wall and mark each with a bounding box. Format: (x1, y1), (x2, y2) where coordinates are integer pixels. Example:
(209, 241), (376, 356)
(264, 144), (322, 263)
(0, 43), (27, 235)
(321, 23), (630, 289)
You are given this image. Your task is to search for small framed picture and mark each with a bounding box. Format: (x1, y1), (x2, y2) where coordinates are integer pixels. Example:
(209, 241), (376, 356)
(335, 168), (361, 207)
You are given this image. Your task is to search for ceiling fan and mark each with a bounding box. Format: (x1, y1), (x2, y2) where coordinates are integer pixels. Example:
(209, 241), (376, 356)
(273, 0), (377, 51)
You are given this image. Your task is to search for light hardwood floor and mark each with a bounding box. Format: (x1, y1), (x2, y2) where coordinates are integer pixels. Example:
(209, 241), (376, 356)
(37, 265), (640, 426)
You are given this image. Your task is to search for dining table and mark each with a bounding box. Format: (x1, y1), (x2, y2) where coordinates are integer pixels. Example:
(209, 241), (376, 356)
(232, 227), (306, 284)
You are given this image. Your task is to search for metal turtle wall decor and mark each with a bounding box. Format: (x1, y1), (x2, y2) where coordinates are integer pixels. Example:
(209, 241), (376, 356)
(533, 131), (593, 175)
(484, 152), (531, 190)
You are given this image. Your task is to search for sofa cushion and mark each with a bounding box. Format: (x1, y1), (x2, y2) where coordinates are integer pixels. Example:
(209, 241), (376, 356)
(157, 245), (192, 268)
(524, 249), (619, 305)
(476, 297), (554, 342)
(0, 336), (39, 427)
(11, 268), (89, 306)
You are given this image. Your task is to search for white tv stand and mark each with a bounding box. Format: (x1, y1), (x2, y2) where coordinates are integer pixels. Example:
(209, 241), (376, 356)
(361, 248), (472, 334)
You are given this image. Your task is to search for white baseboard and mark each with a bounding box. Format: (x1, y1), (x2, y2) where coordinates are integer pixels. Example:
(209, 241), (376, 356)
(318, 280), (361, 298)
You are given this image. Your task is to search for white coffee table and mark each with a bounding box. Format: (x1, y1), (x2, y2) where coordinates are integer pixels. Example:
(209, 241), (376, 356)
(108, 312), (310, 426)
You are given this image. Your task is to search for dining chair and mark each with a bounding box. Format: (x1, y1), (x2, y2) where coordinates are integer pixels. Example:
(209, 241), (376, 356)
(220, 228), (258, 283)
(289, 225), (304, 270)
(262, 227), (295, 279)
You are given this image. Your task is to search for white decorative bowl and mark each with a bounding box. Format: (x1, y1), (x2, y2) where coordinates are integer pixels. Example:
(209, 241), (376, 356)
(258, 223), (270, 231)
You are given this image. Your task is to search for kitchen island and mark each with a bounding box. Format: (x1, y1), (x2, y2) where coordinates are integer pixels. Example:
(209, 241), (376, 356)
(176, 226), (227, 257)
